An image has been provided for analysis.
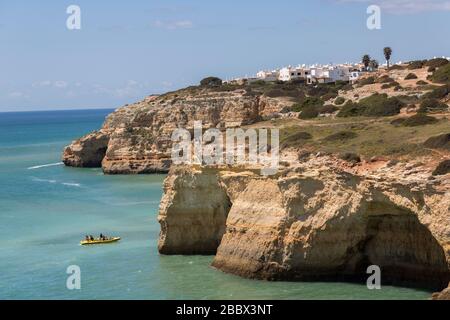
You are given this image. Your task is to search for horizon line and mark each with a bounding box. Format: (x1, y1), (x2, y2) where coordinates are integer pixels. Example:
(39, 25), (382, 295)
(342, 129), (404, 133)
(0, 106), (116, 113)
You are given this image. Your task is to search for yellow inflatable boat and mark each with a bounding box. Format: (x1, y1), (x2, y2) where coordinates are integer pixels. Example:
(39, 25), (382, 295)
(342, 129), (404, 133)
(80, 237), (121, 245)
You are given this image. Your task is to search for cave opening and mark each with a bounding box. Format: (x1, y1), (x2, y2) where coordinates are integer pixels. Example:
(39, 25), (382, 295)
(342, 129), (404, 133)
(344, 202), (450, 290)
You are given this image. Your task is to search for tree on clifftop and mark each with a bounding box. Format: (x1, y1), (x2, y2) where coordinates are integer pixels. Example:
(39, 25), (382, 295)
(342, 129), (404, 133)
(369, 59), (379, 70)
(384, 47), (393, 69)
(200, 77), (222, 87)
(362, 54), (371, 71)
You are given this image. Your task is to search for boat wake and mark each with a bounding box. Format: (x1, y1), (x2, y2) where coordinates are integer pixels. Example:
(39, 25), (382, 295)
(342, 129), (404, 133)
(62, 182), (81, 188)
(27, 162), (63, 170)
(31, 177), (81, 188)
(31, 177), (57, 184)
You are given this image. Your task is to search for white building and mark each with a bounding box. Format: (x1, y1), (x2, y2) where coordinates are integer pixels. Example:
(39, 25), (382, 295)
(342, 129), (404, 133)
(307, 65), (352, 84)
(349, 70), (360, 83)
(278, 66), (310, 82)
(256, 70), (279, 82)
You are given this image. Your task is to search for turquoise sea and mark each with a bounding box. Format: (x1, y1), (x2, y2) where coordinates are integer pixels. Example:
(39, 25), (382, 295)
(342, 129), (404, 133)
(0, 109), (432, 300)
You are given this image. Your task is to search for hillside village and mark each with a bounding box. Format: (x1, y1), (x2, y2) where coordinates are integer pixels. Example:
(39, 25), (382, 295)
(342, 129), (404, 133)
(224, 56), (450, 86)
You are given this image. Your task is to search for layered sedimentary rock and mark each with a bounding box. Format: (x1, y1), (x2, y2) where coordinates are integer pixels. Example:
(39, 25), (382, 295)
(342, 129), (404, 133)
(158, 155), (450, 290)
(158, 167), (231, 254)
(62, 90), (288, 174)
(62, 131), (109, 168)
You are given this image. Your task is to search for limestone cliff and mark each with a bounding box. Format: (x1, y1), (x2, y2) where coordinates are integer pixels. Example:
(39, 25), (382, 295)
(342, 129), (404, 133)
(158, 154), (450, 291)
(62, 89), (290, 174)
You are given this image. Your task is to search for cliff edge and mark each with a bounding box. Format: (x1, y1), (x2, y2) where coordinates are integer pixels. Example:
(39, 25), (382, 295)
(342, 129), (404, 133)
(158, 155), (450, 290)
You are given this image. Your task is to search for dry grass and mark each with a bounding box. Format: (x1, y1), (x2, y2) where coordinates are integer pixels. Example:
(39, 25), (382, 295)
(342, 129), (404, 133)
(258, 115), (450, 160)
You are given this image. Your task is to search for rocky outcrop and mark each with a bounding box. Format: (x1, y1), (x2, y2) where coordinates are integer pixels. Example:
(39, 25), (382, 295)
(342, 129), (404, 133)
(63, 90), (289, 174)
(62, 131), (109, 167)
(158, 156), (450, 290)
(158, 167), (231, 254)
(432, 283), (450, 300)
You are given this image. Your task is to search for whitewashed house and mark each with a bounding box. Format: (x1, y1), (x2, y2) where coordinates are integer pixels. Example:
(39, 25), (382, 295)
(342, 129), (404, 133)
(256, 70), (279, 82)
(278, 66), (309, 82)
(306, 65), (357, 84)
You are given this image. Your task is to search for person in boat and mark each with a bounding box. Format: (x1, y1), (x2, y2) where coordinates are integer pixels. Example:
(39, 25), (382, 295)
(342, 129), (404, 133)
(89, 235), (94, 241)
(85, 235), (89, 241)
(100, 233), (104, 240)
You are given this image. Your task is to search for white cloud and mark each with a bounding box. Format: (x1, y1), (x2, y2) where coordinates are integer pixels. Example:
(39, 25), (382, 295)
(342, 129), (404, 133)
(153, 20), (193, 30)
(335, 0), (450, 13)
(32, 80), (69, 88)
(54, 81), (68, 88)
(32, 80), (52, 87)
(9, 91), (25, 98)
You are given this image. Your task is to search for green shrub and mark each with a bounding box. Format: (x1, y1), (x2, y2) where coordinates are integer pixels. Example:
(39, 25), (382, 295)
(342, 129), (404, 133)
(334, 80), (349, 89)
(381, 81), (400, 89)
(324, 131), (358, 142)
(339, 152), (361, 163)
(250, 80), (267, 86)
(302, 96), (324, 108)
(408, 60), (426, 70)
(335, 97), (346, 105)
(299, 106), (319, 119)
(401, 114), (439, 127)
(405, 73), (418, 80)
(423, 133), (450, 151)
(396, 95), (420, 105)
(358, 77), (375, 86)
(358, 93), (404, 117)
(317, 104), (338, 114)
(389, 65), (405, 70)
(280, 131), (312, 149)
(432, 160), (450, 176)
(418, 99), (449, 113)
(200, 77), (222, 87)
(321, 92), (338, 101)
(422, 84), (450, 99)
(337, 101), (363, 117)
(390, 118), (406, 127)
(376, 75), (395, 83)
(306, 85), (336, 97)
(431, 64), (450, 83)
(291, 103), (302, 112)
(425, 58), (449, 69)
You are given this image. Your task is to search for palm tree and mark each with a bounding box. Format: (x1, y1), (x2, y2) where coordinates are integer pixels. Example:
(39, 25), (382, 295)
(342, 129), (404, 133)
(362, 54), (371, 71)
(384, 47), (392, 70)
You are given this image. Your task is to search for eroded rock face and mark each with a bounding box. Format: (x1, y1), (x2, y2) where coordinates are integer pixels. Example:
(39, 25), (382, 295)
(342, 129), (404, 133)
(62, 131), (109, 168)
(158, 167), (231, 254)
(432, 283), (450, 300)
(62, 90), (287, 174)
(157, 157), (450, 290)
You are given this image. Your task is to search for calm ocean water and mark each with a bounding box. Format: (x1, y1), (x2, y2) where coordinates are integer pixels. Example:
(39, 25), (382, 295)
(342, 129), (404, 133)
(0, 109), (432, 300)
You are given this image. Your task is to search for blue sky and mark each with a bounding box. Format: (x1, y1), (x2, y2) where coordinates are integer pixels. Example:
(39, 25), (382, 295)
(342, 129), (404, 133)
(1, 0), (449, 111)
